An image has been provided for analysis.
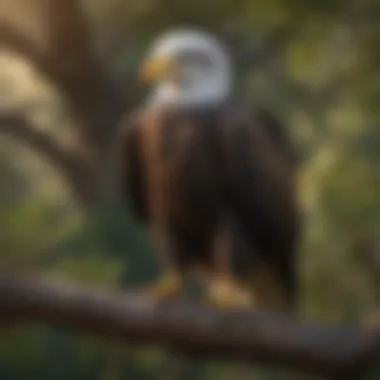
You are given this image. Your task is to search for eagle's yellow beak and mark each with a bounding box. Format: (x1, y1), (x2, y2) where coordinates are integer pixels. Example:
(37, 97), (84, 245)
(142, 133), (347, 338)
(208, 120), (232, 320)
(139, 55), (173, 83)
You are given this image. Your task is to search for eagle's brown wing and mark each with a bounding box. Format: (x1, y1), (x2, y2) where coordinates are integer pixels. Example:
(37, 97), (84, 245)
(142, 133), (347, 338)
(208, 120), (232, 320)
(118, 105), (300, 310)
(118, 112), (148, 222)
(214, 106), (301, 310)
(255, 108), (298, 166)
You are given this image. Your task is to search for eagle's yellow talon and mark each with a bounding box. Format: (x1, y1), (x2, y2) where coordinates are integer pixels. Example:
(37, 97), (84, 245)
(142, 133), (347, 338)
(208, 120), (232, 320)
(139, 272), (182, 301)
(206, 277), (254, 310)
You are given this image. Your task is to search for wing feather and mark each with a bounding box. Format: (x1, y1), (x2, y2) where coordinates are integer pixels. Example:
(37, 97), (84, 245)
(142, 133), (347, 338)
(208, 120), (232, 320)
(118, 113), (148, 222)
(217, 106), (301, 304)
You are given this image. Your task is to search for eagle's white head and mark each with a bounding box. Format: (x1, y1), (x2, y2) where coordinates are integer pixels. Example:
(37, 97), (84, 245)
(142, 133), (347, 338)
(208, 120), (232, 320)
(140, 28), (233, 109)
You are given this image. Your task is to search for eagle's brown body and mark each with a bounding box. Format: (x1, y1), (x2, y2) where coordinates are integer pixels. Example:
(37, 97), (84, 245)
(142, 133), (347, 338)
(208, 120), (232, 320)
(120, 102), (300, 311)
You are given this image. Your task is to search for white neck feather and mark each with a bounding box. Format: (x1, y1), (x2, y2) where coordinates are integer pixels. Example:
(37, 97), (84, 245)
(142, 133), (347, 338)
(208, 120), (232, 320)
(147, 75), (231, 109)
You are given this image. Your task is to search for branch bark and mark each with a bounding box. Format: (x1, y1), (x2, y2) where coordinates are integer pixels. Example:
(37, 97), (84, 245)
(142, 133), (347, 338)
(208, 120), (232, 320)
(0, 273), (379, 380)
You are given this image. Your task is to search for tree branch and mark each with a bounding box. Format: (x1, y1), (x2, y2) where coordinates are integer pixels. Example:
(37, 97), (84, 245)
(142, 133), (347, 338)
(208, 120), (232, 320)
(0, 18), (103, 112)
(0, 112), (95, 206)
(42, 0), (122, 118)
(0, 113), (81, 169)
(0, 273), (379, 380)
(0, 22), (56, 80)
(1, 0), (125, 150)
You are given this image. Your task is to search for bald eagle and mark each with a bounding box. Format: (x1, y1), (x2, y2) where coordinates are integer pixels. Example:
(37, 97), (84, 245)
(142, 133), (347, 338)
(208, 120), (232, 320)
(119, 29), (301, 312)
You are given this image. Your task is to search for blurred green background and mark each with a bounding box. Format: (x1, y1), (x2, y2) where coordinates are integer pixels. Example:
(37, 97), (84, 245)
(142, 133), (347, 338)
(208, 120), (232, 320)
(0, 0), (380, 379)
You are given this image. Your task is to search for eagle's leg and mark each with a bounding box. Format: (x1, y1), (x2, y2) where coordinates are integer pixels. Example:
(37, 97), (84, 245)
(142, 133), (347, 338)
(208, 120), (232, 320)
(204, 216), (255, 309)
